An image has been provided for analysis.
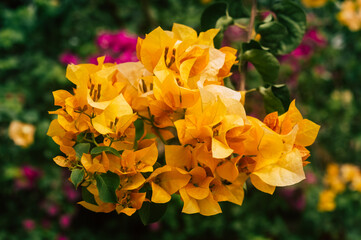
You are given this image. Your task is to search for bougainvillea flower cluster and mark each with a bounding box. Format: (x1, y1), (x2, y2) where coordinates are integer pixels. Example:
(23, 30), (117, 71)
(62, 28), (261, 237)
(318, 163), (361, 211)
(48, 24), (320, 216)
(337, 0), (361, 31)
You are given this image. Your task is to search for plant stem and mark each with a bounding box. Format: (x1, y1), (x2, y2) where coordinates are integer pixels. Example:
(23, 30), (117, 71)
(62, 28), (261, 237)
(154, 127), (166, 145)
(248, 0), (257, 42)
(91, 134), (99, 147)
(239, 63), (247, 91)
(238, 0), (257, 91)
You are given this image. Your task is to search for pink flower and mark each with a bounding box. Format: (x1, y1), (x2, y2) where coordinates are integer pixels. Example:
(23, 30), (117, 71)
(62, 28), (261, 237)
(22, 165), (42, 182)
(115, 51), (138, 63)
(59, 52), (79, 65)
(261, 11), (272, 20)
(14, 165), (42, 190)
(112, 31), (137, 53)
(63, 181), (80, 202)
(222, 25), (248, 46)
(149, 222), (161, 231)
(57, 235), (69, 240)
(279, 188), (306, 211)
(22, 219), (36, 231)
(97, 33), (113, 50)
(305, 171), (318, 184)
(96, 30), (138, 53)
(47, 204), (59, 216)
(59, 214), (72, 229)
(88, 55), (114, 64)
(291, 44), (313, 58)
(305, 29), (327, 46)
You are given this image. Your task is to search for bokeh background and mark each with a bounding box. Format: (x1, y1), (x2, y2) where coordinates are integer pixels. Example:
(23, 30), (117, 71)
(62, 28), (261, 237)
(1, 0), (361, 239)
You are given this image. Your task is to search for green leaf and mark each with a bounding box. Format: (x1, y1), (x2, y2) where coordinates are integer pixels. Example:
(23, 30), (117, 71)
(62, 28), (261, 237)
(258, 86), (285, 114)
(257, 21), (287, 49)
(133, 118), (145, 150)
(242, 49), (280, 83)
(95, 171), (120, 203)
(228, 0), (250, 18)
(74, 143), (90, 160)
(223, 77), (235, 90)
(201, 2), (229, 31)
(213, 31), (224, 49)
(70, 169), (84, 189)
(82, 186), (98, 205)
(272, 0), (306, 54)
(91, 146), (121, 158)
(271, 84), (290, 111)
(242, 40), (262, 52)
(138, 201), (168, 225)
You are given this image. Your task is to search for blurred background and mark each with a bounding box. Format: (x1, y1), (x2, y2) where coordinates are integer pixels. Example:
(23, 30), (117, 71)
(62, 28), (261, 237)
(1, 0), (361, 239)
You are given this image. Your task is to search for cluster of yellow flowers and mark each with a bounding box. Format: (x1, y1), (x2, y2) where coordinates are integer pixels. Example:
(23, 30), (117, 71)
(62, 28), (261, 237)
(318, 163), (361, 211)
(48, 24), (320, 216)
(301, 0), (328, 8)
(337, 0), (361, 31)
(9, 121), (36, 148)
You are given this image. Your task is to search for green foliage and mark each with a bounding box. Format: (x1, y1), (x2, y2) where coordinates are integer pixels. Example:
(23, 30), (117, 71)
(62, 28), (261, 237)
(271, 0), (307, 54)
(70, 168), (85, 189)
(95, 171), (120, 203)
(242, 49), (280, 83)
(74, 143), (91, 160)
(82, 186), (98, 205)
(201, 2), (229, 31)
(258, 85), (286, 114)
(257, 21), (288, 49)
(139, 201), (168, 225)
(134, 118), (145, 149)
(90, 146), (121, 158)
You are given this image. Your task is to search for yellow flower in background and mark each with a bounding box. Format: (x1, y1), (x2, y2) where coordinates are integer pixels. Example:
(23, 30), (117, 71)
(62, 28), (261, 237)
(302, 0), (328, 8)
(201, 0), (213, 4)
(318, 190), (336, 211)
(324, 163), (345, 193)
(319, 163), (361, 212)
(9, 121), (36, 148)
(337, 0), (361, 31)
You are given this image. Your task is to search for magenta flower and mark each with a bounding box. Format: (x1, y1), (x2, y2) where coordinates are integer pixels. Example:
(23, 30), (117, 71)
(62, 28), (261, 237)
(305, 171), (318, 184)
(22, 165), (42, 182)
(292, 44), (312, 58)
(97, 32), (113, 50)
(63, 181), (80, 202)
(279, 187), (306, 211)
(222, 25), (248, 46)
(305, 28), (327, 46)
(149, 222), (161, 231)
(59, 214), (72, 229)
(14, 165), (42, 190)
(47, 204), (59, 216)
(22, 219), (36, 231)
(112, 31), (137, 53)
(115, 51), (138, 63)
(57, 235), (69, 240)
(88, 55), (115, 64)
(59, 52), (79, 65)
